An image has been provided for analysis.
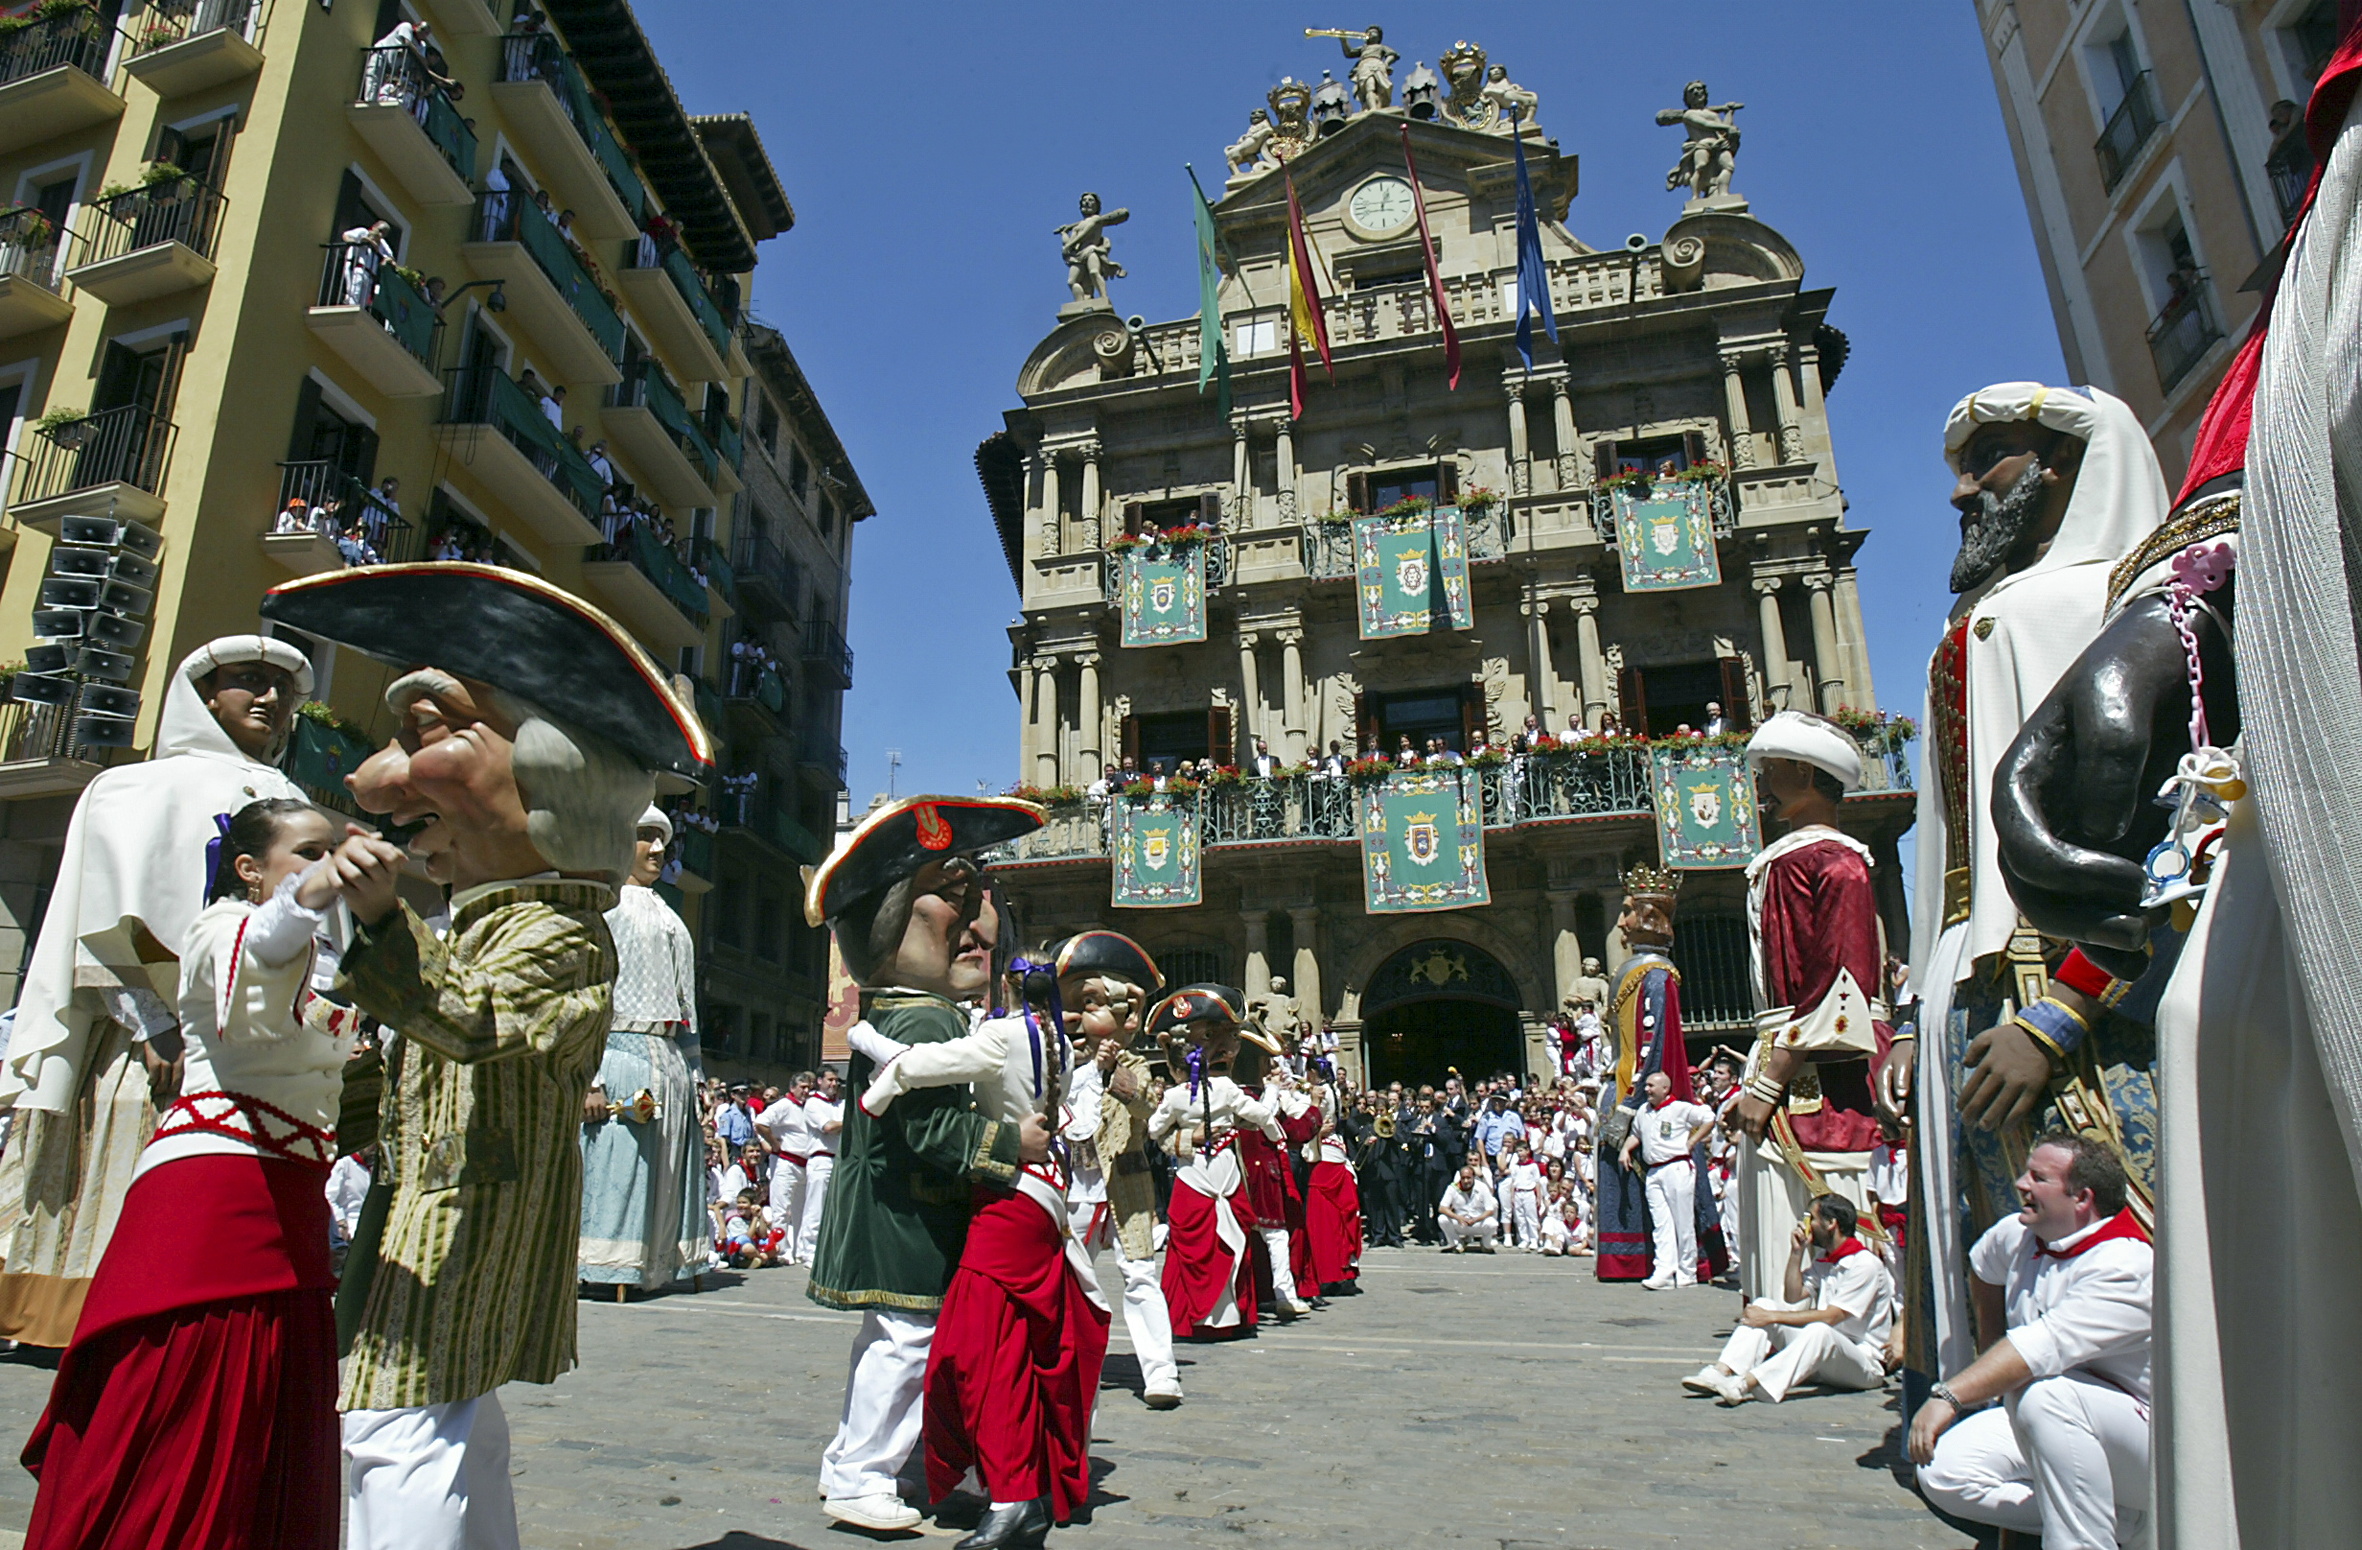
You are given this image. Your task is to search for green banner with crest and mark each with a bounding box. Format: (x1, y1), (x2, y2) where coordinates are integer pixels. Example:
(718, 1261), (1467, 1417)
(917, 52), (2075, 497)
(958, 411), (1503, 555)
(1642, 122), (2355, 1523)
(1111, 789), (1202, 907)
(1120, 544), (1207, 647)
(1353, 507), (1471, 640)
(1612, 483), (1723, 592)
(1649, 743), (1761, 869)
(1359, 767), (1489, 913)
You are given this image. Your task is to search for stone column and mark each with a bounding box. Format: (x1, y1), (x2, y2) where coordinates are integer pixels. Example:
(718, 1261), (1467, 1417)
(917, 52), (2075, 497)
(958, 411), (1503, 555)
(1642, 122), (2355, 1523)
(1805, 571), (1846, 713)
(1796, 341), (1829, 449)
(1274, 422), (1298, 522)
(1547, 890), (1582, 1010)
(1231, 416), (1252, 527)
(1242, 910), (1272, 1002)
(1018, 653), (1038, 773)
(1753, 575), (1792, 712)
(1551, 377), (1579, 492)
(1288, 905), (1324, 1028)
(1506, 381), (1532, 497)
(1077, 438), (1103, 550)
(1719, 351), (1757, 471)
(1521, 597), (1556, 724)
(1570, 594), (1607, 729)
(1076, 650), (1102, 776)
(1278, 629), (1307, 761)
(1768, 343), (1806, 465)
(1237, 629), (1262, 748)
(1034, 657), (1061, 786)
(1038, 453), (1063, 557)
(1835, 569), (1876, 712)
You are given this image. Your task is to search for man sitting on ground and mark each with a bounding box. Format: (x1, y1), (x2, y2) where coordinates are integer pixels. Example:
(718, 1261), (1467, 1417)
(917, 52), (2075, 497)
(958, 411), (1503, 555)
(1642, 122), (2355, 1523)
(1912, 1133), (2151, 1550)
(1437, 1163), (1498, 1253)
(1684, 1195), (1892, 1406)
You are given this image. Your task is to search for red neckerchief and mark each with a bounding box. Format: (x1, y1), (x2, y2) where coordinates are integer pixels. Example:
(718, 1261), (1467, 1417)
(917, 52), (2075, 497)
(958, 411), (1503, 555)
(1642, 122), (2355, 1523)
(2034, 1208), (2149, 1261)
(1815, 1236), (1867, 1265)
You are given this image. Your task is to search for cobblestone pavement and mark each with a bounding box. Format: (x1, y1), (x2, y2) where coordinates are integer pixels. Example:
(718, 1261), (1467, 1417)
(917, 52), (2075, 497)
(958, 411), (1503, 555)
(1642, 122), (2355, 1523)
(0, 1246), (1975, 1549)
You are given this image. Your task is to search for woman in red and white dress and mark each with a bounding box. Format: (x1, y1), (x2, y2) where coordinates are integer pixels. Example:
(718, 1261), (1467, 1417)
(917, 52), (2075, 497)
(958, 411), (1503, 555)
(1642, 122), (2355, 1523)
(1302, 1102), (1363, 1295)
(25, 798), (379, 1548)
(1146, 987), (1283, 1341)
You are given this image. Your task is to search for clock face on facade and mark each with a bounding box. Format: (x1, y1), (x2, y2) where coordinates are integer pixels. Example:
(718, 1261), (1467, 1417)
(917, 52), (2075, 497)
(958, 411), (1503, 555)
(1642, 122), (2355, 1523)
(1348, 175), (1415, 235)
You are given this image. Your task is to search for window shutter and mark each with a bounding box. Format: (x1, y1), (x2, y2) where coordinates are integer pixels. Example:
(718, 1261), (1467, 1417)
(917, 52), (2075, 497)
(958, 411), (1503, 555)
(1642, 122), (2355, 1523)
(93, 341), (142, 413)
(1683, 429), (1709, 470)
(1592, 438), (1620, 482)
(1198, 490), (1221, 528)
(1718, 656), (1752, 732)
(1352, 691), (1370, 752)
(1345, 471), (1370, 514)
(347, 422), (381, 485)
(1122, 500), (1143, 539)
(1436, 460), (1459, 505)
(286, 374), (323, 462)
(1121, 715), (1141, 768)
(1206, 704), (1233, 764)
(1459, 683), (1481, 752)
(1617, 665), (1647, 733)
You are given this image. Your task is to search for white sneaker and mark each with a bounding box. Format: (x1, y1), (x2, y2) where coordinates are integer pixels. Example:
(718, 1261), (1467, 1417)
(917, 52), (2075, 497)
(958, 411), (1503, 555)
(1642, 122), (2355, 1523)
(1708, 1372), (1752, 1406)
(1143, 1384), (1183, 1410)
(823, 1492), (922, 1531)
(1641, 1274), (1674, 1290)
(1680, 1367), (1729, 1395)
(1675, 1275), (1698, 1289)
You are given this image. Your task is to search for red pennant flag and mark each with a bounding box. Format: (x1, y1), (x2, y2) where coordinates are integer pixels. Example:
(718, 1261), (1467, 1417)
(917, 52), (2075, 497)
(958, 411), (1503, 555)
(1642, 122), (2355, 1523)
(1284, 166), (1333, 420)
(1399, 123), (1460, 391)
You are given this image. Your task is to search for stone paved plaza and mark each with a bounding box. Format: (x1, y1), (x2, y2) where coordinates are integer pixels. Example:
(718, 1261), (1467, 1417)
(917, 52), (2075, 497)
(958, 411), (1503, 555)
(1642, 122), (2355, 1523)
(0, 1247), (1976, 1549)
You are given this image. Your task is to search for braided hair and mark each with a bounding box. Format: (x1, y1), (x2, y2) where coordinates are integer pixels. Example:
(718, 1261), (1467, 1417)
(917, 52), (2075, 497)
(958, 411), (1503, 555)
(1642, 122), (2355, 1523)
(206, 798), (319, 902)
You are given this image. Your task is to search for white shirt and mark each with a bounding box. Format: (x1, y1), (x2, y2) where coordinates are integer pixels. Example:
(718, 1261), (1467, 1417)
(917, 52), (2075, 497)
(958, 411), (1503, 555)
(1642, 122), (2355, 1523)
(756, 1094), (815, 1161)
(1868, 1140), (1909, 1206)
(1440, 1178), (1497, 1222)
(1064, 1059), (1109, 1204)
(803, 1093), (846, 1156)
(1970, 1212), (2153, 1404)
(326, 1154), (372, 1237)
(1504, 1159), (1543, 1199)
(1802, 1241), (1895, 1351)
(1634, 1099), (1715, 1166)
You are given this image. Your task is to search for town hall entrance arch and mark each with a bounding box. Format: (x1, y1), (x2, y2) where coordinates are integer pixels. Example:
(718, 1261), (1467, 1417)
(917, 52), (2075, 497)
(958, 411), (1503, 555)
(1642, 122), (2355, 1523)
(1359, 940), (1524, 1089)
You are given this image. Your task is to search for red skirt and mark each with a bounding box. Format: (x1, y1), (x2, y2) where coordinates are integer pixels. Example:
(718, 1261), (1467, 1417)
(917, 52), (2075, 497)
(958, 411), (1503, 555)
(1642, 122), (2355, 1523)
(1161, 1177), (1255, 1339)
(24, 1152), (338, 1550)
(1305, 1161), (1362, 1288)
(923, 1190), (1109, 1522)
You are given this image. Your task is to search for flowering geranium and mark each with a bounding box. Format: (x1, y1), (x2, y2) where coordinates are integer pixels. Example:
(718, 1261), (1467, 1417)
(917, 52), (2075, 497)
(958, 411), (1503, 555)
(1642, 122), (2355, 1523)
(1458, 484), (1502, 512)
(1345, 757), (1397, 782)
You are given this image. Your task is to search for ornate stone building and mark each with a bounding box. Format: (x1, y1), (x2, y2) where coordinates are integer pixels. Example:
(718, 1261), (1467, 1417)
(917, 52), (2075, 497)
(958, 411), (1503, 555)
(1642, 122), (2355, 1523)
(974, 40), (1915, 1085)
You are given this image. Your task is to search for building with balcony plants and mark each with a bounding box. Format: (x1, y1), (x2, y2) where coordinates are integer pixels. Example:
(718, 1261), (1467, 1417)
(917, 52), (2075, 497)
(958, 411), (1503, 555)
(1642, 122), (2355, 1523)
(0, 0), (849, 1087)
(974, 36), (1914, 1087)
(1975, 0), (2341, 482)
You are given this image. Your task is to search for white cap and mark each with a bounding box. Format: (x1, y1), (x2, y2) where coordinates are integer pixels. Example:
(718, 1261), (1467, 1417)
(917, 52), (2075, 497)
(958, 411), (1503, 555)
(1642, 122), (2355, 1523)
(1744, 711), (1862, 793)
(637, 803), (673, 846)
(182, 634), (315, 698)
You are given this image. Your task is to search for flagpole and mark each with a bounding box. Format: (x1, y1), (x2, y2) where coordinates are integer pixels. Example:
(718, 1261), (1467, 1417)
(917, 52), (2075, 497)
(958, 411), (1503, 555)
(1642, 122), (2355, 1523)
(1184, 163), (1258, 311)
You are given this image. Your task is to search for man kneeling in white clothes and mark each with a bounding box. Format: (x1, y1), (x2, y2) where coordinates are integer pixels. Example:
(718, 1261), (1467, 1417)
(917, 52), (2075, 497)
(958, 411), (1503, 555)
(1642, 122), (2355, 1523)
(1912, 1132), (2152, 1550)
(1438, 1163), (1498, 1252)
(1684, 1193), (1891, 1405)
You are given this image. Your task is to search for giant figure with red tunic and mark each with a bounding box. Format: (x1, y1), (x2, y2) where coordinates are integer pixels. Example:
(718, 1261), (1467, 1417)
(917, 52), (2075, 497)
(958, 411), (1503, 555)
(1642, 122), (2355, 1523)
(1146, 987), (1284, 1340)
(1594, 864), (1706, 1282)
(1729, 712), (1894, 1305)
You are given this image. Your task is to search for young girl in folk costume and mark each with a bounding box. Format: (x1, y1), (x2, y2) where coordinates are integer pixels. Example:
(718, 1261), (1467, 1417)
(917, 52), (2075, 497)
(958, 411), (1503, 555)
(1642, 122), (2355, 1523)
(1146, 986), (1286, 1341)
(854, 933), (1108, 1549)
(1302, 1060), (1364, 1296)
(1231, 1029), (1318, 1318)
(25, 798), (390, 1549)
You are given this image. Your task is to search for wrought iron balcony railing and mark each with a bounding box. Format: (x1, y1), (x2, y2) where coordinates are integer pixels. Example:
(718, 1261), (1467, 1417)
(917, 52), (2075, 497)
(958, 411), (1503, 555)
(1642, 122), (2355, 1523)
(474, 188), (624, 364)
(729, 530), (802, 622)
(12, 403), (176, 505)
(0, 4), (112, 89)
(71, 179), (227, 270)
(498, 29), (648, 221)
(607, 355), (718, 487)
(316, 242), (439, 368)
(126, 0), (259, 61)
(626, 231), (732, 360)
(2146, 278), (2223, 395)
(0, 205), (65, 291)
(801, 618), (852, 686)
(2095, 71), (2163, 193)
(355, 44), (475, 187)
(597, 520), (708, 628)
(440, 364), (604, 520)
(1298, 502), (1514, 580)
(274, 459), (420, 563)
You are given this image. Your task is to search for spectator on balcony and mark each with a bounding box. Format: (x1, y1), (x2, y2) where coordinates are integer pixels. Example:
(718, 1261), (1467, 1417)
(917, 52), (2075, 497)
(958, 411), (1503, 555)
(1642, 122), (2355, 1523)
(1319, 739), (1347, 777)
(362, 16), (430, 108)
(1595, 712), (1622, 740)
(533, 188), (556, 221)
(1702, 700), (1727, 736)
(543, 383), (566, 434)
(423, 275), (446, 309)
(1087, 764), (1116, 806)
(1514, 714), (1550, 753)
(1395, 735), (1418, 767)
(337, 522), (381, 568)
(1673, 722), (1697, 740)
(555, 209), (582, 258)
(338, 219), (394, 309)
(275, 497), (312, 536)
(586, 438), (616, 489)
(479, 164), (511, 241)
(1251, 736), (1279, 778)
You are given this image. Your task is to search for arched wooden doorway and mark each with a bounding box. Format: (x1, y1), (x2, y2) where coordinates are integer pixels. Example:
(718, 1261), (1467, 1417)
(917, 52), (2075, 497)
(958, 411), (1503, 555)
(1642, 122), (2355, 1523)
(1359, 939), (1525, 1089)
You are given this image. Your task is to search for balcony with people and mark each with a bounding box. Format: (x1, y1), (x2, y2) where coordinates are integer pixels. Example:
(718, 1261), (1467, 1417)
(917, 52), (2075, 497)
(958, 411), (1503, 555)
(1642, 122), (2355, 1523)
(581, 506), (720, 655)
(466, 182), (624, 386)
(346, 21), (476, 207)
(602, 354), (719, 506)
(717, 777), (829, 866)
(122, 0), (267, 98)
(0, 204), (72, 339)
(616, 220), (730, 381)
(306, 233), (443, 397)
(0, 1), (124, 157)
(435, 363), (603, 545)
(8, 401), (176, 534)
(61, 165), (227, 305)
(2146, 264), (2223, 395)
(492, 20), (645, 242)
(262, 462), (419, 576)
(718, 634), (790, 744)
(2093, 69), (2162, 194)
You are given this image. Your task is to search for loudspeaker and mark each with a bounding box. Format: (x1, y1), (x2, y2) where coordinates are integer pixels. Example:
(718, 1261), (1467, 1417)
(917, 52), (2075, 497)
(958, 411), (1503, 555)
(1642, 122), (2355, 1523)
(8, 673), (76, 706)
(48, 546), (111, 579)
(73, 712), (138, 748)
(98, 578), (153, 616)
(86, 613), (144, 649)
(24, 644), (69, 674)
(57, 516), (120, 548)
(109, 552), (160, 588)
(79, 684), (140, 718)
(38, 577), (100, 610)
(75, 646), (135, 682)
(31, 609), (84, 640)
(114, 519), (163, 560)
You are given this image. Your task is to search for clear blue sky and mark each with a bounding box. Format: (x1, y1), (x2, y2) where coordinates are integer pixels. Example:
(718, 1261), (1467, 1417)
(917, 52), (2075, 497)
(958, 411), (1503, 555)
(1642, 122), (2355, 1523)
(645, 1), (2069, 807)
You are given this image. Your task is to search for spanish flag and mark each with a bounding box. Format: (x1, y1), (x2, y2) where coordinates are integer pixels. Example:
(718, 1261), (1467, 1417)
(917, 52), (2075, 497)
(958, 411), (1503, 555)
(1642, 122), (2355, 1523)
(1284, 166), (1332, 421)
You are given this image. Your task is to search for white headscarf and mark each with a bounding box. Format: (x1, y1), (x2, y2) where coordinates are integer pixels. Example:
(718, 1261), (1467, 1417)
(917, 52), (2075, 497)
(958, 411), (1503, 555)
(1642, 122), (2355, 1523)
(637, 803), (673, 847)
(3, 640), (310, 1110)
(1941, 383), (2170, 606)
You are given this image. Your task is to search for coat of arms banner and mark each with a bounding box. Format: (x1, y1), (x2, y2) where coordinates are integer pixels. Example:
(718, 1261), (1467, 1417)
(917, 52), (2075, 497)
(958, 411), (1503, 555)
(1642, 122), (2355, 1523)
(1612, 484), (1723, 593)
(1649, 743), (1760, 868)
(1359, 767), (1489, 913)
(1352, 507), (1472, 640)
(1111, 789), (1202, 907)
(1119, 544), (1207, 647)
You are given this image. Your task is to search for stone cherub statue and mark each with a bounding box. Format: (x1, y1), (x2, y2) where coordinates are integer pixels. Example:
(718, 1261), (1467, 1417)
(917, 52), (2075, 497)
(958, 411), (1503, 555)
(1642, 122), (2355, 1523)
(1251, 974), (1313, 1049)
(1570, 954), (1610, 1012)
(1480, 64), (1538, 130)
(1657, 80), (1744, 202)
(1057, 192), (1129, 305)
(1226, 108), (1278, 175)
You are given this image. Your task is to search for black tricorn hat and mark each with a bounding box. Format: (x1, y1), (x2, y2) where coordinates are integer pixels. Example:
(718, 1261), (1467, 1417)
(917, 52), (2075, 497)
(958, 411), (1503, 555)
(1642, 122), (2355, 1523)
(1144, 983), (1245, 1037)
(260, 563), (713, 778)
(803, 794), (1044, 927)
(1050, 930), (1161, 996)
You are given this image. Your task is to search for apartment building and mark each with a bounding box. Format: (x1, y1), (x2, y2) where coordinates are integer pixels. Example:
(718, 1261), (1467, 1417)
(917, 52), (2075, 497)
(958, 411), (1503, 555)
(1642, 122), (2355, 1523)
(1977, 0), (2344, 483)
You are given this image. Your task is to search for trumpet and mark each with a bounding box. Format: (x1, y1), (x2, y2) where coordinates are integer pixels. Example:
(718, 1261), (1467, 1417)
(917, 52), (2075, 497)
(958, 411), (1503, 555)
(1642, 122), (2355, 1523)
(1304, 27), (1369, 42)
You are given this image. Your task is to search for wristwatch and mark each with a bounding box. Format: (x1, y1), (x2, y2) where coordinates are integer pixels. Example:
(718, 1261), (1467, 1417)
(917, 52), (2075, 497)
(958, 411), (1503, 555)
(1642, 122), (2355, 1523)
(1930, 1382), (1973, 1411)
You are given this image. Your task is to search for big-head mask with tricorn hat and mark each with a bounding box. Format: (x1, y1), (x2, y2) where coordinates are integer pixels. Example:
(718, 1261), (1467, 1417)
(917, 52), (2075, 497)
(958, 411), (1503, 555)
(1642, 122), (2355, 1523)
(802, 793), (1044, 986)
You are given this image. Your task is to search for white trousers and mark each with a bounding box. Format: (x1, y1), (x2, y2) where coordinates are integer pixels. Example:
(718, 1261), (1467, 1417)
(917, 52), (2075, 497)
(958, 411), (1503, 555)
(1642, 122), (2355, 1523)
(343, 1394), (518, 1550)
(1439, 1214), (1496, 1249)
(1918, 1376), (2152, 1550)
(1509, 1190), (1543, 1249)
(796, 1153), (836, 1263)
(818, 1309), (934, 1501)
(769, 1160), (807, 1260)
(1645, 1158), (1698, 1283)
(1711, 1299), (1885, 1402)
(1070, 1198), (1180, 1397)
(1260, 1226), (1304, 1306)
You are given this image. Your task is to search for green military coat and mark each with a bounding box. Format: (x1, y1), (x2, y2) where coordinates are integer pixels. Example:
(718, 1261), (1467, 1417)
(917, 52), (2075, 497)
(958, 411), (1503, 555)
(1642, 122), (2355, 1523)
(806, 992), (1020, 1314)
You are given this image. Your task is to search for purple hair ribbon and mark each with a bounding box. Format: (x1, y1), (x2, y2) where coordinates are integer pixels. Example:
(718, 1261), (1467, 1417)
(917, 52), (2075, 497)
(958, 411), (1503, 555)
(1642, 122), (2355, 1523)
(204, 811), (234, 898)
